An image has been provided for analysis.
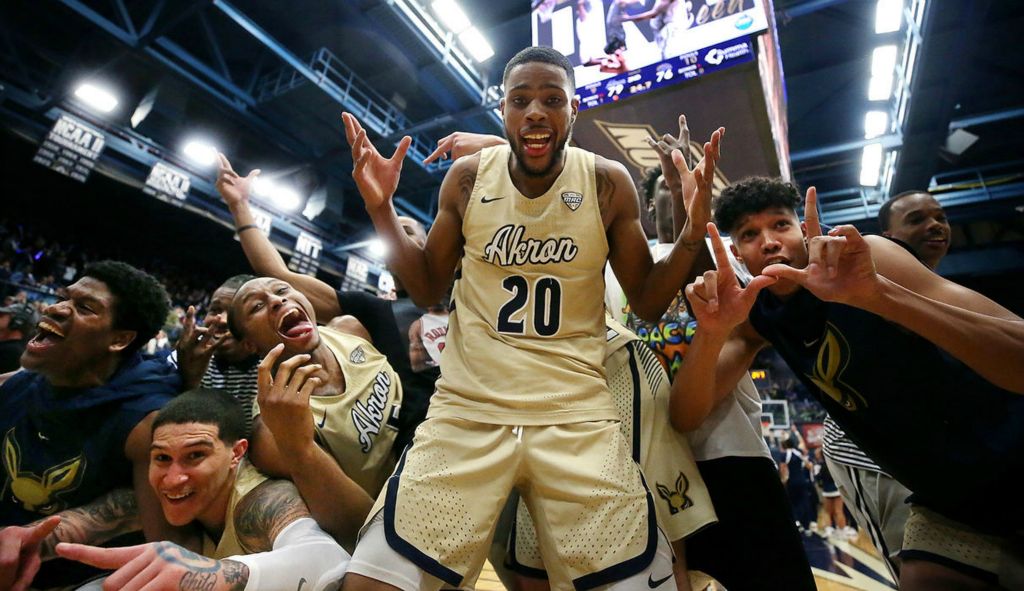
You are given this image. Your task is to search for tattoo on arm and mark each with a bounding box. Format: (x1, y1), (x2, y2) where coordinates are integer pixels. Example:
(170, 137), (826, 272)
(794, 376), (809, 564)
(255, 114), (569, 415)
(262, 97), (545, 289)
(457, 167), (476, 209)
(234, 480), (311, 553)
(154, 542), (249, 591)
(40, 488), (140, 559)
(595, 165), (615, 221)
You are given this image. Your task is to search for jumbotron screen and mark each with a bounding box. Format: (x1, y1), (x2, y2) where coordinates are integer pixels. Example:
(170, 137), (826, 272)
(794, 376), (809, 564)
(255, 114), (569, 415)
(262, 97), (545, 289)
(532, 0), (768, 110)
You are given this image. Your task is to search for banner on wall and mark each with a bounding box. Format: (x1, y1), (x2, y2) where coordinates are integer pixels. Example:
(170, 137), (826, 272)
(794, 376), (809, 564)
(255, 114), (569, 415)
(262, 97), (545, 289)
(33, 114), (106, 183)
(287, 231), (322, 276)
(143, 162), (191, 205)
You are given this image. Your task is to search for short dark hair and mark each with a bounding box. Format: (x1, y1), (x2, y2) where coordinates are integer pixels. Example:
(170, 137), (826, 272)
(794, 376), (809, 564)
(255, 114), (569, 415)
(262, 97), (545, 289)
(226, 278), (262, 341)
(503, 46), (575, 90)
(152, 388), (246, 444)
(713, 177), (802, 234)
(877, 190), (930, 231)
(84, 261), (170, 357)
(218, 274), (256, 293)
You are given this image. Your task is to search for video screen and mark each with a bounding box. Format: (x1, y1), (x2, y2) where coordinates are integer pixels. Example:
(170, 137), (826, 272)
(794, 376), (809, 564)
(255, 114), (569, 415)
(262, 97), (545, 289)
(532, 0), (768, 110)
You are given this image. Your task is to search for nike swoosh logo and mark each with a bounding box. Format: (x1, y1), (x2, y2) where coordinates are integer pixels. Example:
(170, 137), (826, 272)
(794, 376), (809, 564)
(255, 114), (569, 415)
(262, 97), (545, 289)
(316, 408), (327, 429)
(481, 195), (505, 204)
(803, 338), (820, 348)
(648, 573), (672, 588)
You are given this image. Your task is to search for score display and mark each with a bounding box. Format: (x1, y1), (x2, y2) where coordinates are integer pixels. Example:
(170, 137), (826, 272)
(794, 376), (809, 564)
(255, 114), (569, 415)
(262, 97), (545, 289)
(578, 38), (753, 110)
(532, 0), (767, 111)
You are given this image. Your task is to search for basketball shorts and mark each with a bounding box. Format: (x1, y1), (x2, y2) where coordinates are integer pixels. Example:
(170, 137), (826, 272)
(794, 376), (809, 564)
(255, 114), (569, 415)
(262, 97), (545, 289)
(347, 416), (658, 591)
(507, 342), (715, 577)
(902, 504), (1024, 587)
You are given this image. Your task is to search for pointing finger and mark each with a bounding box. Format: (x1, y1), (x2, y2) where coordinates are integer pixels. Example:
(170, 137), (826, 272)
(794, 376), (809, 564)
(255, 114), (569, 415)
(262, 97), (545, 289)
(707, 223), (736, 282)
(804, 187), (822, 239)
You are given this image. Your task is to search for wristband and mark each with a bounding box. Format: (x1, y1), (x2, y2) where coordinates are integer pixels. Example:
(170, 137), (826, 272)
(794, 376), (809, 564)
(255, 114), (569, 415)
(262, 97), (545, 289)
(236, 224), (259, 234)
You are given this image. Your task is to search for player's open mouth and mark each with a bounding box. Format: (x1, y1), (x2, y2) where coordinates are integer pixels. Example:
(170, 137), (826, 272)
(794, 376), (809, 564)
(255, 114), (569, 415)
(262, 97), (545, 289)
(521, 130), (552, 157)
(764, 256), (790, 266)
(26, 319), (65, 353)
(277, 308), (314, 340)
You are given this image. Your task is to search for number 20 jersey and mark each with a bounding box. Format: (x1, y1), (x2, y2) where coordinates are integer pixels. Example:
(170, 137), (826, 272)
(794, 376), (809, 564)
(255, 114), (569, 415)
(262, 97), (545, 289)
(430, 145), (618, 425)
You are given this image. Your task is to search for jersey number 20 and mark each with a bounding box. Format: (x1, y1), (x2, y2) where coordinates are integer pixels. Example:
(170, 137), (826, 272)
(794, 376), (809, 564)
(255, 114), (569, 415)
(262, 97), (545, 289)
(497, 275), (562, 336)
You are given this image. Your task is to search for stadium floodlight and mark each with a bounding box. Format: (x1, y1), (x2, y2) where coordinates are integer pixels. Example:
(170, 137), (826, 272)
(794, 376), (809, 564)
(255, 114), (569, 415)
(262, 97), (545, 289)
(458, 27), (494, 62)
(432, 0), (471, 34)
(864, 111), (889, 139)
(859, 143), (883, 186)
(875, 0), (903, 34)
(368, 239), (388, 258)
(73, 83), (119, 113)
(252, 176), (301, 212)
(182, 140), (219, 166)
(868, 45), (898, 100)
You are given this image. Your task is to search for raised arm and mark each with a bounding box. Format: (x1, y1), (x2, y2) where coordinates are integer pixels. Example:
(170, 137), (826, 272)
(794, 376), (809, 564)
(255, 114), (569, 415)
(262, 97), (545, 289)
(343, 112), (466, 307)
(250, 346), (373, 548)
(230, 479), (349, 590)
(215, 154), (341, 320)
(762, 189), (1024, 394)
(670, 224), (775, 432)
(606, 127), (723, 321)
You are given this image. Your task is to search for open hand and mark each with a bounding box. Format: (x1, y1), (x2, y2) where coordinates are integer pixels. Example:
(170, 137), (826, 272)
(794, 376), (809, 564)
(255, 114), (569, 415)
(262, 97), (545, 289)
(761, 187), (879, 306)
(175, 306), (220, 389)
(215, 154), (260, 209)
(342, 112), (410, 211)
(672, 127), (724, 242)
(256, 344), (322, 459)
(422, 132), (506, 164)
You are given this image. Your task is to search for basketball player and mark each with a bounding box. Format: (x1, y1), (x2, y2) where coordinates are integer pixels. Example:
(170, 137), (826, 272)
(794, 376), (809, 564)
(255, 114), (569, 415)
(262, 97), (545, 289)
(216, 154), (442, 454)
(674, 178), (1024, 590)
(226, 277), (403, 547)
(57, 389), (348, 591)
(340, 46), (722, 591)
(504, 315), (716, 591)
(821, 189), (951, 576)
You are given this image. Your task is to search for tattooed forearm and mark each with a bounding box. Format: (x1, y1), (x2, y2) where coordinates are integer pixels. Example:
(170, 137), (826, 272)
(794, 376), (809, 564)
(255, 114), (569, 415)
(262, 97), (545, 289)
(40, 488), (140, 559)
(153, 542), (249, 591)
(220, 560), (249, 591)
(235, 480), (311, 553)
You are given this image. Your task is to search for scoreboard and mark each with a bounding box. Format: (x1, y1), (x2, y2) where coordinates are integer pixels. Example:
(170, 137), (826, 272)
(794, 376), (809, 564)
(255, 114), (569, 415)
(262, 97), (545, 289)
(532, 0), (768, 111)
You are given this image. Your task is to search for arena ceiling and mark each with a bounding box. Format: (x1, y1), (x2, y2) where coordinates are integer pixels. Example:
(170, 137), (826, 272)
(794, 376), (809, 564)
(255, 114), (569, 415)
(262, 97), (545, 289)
(1, 0), (1021, 298)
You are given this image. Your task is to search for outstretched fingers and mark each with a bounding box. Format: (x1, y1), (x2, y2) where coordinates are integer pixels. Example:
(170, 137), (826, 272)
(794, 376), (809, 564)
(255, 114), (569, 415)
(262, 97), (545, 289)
(55, 543), (144, 570)
(706, 223), (736, 283)
(803, 186), (822, 238)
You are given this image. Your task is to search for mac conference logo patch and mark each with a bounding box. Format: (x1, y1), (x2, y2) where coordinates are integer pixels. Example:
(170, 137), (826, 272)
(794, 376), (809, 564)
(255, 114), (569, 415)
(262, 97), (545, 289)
(349, 346), (366, 364)
(561, 191), (583, 211)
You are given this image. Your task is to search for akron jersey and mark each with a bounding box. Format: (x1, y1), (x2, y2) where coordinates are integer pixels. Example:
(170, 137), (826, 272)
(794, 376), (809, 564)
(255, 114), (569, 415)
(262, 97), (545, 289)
(254, 327), (402, 496)
(203, 459), (269, 559)
(431, 145), (616, 425)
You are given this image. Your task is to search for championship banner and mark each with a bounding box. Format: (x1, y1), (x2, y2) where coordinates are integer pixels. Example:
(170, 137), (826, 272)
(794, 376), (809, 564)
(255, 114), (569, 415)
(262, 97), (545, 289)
(143, 161), (191, 206)
(532, 0), (767, 110)
(287, 231), (322, 276)
(32, 114), (106, 183)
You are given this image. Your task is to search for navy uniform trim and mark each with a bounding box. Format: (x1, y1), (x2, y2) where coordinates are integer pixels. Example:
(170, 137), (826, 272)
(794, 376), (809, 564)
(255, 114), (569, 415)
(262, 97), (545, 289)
(573, 470), (659, 591)
(505, 515), (550, 580)
(626, 342), (642, 463)
(899, 550), (998, 585)
(382, 446), (464, 587)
